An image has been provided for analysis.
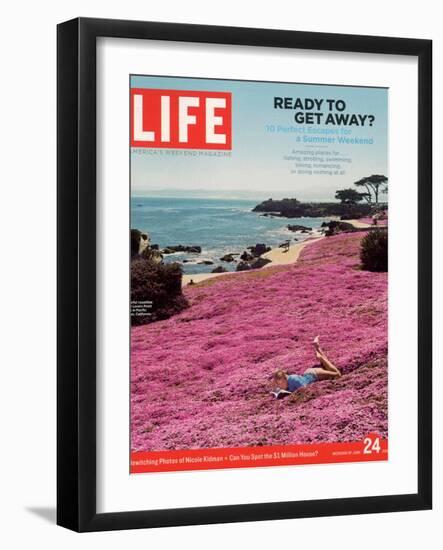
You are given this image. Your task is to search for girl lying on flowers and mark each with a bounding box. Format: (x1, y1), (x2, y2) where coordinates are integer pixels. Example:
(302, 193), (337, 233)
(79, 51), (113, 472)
(272, 336), (341, 398)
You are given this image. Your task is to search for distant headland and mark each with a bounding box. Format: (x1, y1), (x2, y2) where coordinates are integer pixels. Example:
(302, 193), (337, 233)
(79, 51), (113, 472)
(252, 198), (374, 219)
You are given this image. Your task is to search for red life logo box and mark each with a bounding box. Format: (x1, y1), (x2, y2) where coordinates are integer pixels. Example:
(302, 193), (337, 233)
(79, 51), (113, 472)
(130, 88), (232, 150)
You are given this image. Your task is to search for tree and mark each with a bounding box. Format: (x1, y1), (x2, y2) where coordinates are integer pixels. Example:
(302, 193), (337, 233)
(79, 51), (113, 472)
(335, 188), (366, 205)
(354, 175), (388, 205)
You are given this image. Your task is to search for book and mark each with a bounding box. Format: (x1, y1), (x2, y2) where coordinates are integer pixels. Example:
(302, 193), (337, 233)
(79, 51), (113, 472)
(270, 389), (292, 399)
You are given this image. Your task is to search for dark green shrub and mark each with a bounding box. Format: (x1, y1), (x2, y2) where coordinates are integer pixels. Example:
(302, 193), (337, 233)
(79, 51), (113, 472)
(360, 229), (388, 272)
(131, 257), (188, 325)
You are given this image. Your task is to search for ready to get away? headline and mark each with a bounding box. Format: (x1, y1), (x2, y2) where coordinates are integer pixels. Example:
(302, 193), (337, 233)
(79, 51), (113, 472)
(130, 89), (378, 150)
(274, 97), (376, 126)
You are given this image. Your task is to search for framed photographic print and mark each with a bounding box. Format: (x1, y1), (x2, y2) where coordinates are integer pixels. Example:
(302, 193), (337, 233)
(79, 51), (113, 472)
(57, 17), (432, 531)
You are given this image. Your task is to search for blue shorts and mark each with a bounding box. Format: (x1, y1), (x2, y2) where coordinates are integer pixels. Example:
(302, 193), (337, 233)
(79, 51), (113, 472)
(287, 372), (318, 392)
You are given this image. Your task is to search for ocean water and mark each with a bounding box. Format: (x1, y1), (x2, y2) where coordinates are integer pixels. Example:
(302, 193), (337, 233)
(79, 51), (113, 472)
(131, 196), (328, 274)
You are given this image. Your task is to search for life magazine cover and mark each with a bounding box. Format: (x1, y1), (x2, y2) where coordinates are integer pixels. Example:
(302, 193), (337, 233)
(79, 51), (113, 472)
(129, 75), (388, 473)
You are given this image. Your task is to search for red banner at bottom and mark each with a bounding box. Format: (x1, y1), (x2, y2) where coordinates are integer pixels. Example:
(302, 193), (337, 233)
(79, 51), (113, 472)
(131, 433), (387, 474)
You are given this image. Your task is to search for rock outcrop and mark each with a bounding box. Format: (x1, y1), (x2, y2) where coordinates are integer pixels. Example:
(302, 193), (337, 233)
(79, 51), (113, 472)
(211, 266), (228, 273)
(236, 257), (272, 271)
(131, 229), (163, 263)
(162, 245), (202, 254)
(131, 229), (150, 257)
(247, 243), (271, 257)
(287, 224), (312, 233)
(220, 254), (237, 262)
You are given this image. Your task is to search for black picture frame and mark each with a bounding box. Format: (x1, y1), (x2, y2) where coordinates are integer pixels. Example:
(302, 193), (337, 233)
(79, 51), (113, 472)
(57, 17), (432, 532)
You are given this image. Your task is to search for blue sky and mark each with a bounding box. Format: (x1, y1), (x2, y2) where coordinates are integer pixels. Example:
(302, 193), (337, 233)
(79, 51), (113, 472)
(130, 75), (388, 201)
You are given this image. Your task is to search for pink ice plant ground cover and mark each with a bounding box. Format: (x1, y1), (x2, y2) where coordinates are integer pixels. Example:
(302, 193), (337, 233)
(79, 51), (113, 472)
(131, 232), (387, 451)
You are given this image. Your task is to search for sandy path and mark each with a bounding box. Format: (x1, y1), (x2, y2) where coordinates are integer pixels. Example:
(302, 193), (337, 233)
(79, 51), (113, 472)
(182, 236), (323, 286)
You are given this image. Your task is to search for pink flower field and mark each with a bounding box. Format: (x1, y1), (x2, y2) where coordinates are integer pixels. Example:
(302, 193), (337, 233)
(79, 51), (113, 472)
(131, 232), (387, 451)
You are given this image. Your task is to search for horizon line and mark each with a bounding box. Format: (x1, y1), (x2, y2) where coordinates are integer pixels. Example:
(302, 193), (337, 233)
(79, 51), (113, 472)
(131, 194), (343, 202)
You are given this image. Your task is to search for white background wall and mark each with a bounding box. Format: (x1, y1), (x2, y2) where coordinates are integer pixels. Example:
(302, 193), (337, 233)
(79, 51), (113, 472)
(0, 1), (439, 547)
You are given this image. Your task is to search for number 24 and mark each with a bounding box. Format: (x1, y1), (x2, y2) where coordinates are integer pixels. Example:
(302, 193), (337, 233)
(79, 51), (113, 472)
(363, 436), (381, 454)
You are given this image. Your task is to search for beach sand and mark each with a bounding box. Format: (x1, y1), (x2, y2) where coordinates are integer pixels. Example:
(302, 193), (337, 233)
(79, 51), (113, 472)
(261, 236), (323, 265)
(345, 219), (373, 229)
(182, 236), (324, 286)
